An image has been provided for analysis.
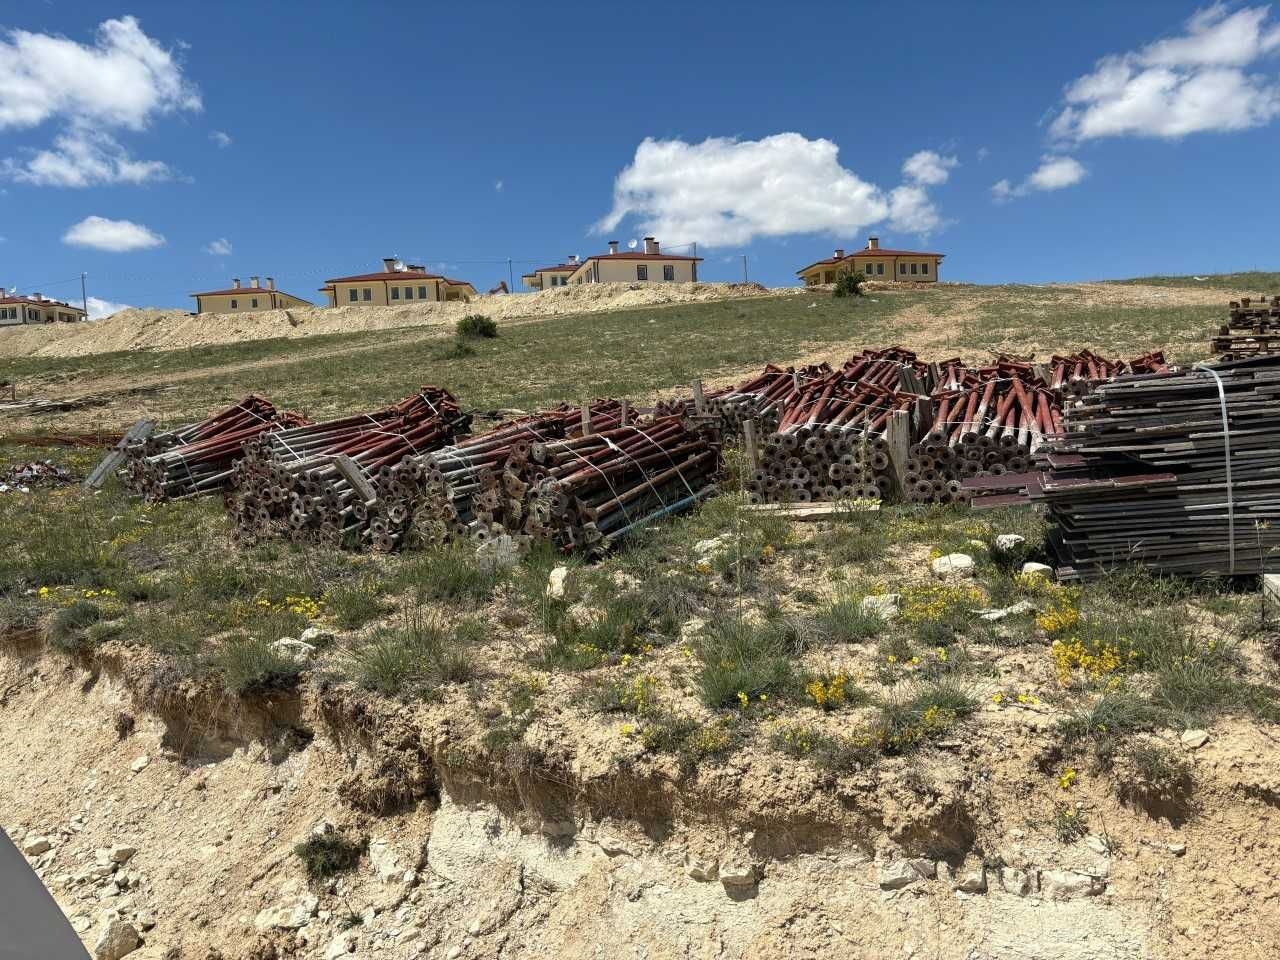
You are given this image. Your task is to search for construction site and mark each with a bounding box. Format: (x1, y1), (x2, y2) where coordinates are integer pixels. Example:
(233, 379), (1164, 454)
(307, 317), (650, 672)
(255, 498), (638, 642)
(3, 276), (1280, 960)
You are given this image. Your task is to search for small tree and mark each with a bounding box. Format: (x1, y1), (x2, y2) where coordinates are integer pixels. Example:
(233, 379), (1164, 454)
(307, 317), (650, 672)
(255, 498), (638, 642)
(832, 272), (865, 298)
(457, 314), (498, 338)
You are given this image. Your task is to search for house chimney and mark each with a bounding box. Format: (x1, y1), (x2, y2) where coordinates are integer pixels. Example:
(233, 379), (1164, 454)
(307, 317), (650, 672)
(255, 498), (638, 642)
(866, 236), (880, 250)
(383, 257), (397, 272)
(568, 254), (579, 265)
(232, 278), (241, 289)
(835, 248), (844, 259)
(266, 277), (275, 290)
(607, 241), (619, 255)
(643, 237), (657, 255)
(249, 276), (259, 289)
(32, 292), (42, 301)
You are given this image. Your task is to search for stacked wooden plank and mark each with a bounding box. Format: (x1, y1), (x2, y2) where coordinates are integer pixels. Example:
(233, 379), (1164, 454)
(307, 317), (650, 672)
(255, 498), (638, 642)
(122, 395), (307, 502)
(225, 387), (469, 549)
(1212, 296), (1280, 359)
(999, 356), (1280, 578)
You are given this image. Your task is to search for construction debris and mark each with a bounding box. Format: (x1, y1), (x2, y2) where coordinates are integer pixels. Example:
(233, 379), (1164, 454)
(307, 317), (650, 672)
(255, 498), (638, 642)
(1212, 296), (1280, 359)
(975, 355), (1280, 579)
(0, 460), (74, 493)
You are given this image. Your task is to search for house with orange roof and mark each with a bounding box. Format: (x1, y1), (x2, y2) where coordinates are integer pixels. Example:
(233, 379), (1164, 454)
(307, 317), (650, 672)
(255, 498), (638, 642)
(319, 259), (476, 306)
(0, 292), (86, 325)
(564, 238), (701, 284)
(797, 237), (944, 285)
(190, 277), (311, 314)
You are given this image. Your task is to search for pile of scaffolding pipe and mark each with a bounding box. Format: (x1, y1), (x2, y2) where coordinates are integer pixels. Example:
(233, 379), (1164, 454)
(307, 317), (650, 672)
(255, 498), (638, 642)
(694, 363), (834, 437)
(521, 415), (721, 553)
(225, 386), (469, 549)
(1048, 349), (1170, 397)
(122, 395), (308, 502)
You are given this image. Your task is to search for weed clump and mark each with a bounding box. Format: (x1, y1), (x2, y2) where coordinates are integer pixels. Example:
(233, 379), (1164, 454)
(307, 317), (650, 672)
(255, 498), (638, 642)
(349, 610), (471, 698)
(46, 600), (103, 653)
(457, 314), (498, 338)
(213, 637), (304, 696)
(294, 833), (363, 880)
(696, 617), (797, 708)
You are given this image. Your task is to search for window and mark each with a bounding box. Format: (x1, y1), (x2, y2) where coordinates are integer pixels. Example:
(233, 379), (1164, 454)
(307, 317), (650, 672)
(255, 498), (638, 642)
(864, 263), (873, 275)
(349, 288), (359, 302)
(663, 264), (675, 281)
(899, 264), (907, 275)
(391, 287), (400, 300)
(637, 265), (648, 280)
(877, 263), (885, 275)
(921, 262), (930, 275)
(231, 299), (238, 308)
(251, 297), (259, 307)
(910, 264), (918, 275)
(404, 287), (413, 300)
(362, 288), (372, 301)
(418, 286), (428, 299)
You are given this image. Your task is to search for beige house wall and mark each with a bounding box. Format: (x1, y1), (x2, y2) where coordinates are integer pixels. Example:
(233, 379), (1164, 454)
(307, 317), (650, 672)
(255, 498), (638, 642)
(0, 302), (85, 323)
(327, 278), (445, 307)
(195, 291), (310, 314)
(570, 258), (698, 284)
(801, 256), (942, 284)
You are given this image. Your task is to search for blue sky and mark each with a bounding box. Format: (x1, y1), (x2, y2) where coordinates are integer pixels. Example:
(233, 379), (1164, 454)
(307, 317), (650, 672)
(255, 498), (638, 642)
(2, 1), (1279, 315)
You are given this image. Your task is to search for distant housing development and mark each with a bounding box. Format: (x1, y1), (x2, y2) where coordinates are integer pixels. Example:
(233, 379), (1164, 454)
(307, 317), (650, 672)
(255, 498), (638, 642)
(521, 258), (581, 290)
(564, 238), (701, 286)
(319, 259), (477, 307)
(190, 277), (311, 314)
(797, 237), (944, 285)
(0, 293), (87, 325)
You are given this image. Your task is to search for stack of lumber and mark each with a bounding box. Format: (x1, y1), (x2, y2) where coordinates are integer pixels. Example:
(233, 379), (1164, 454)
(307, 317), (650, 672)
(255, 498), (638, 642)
(1212, 296), (1280, 359)
(982, 355), (1280, 578)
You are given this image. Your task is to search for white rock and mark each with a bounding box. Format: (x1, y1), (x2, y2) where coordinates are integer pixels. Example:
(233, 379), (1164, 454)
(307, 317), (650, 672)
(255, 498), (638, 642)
(135, 912), (155, 932)
(977, 600), (1036, 622)
(546, 566), (569, 600)
(1168, 842), (1187, 856)
(1040, 869), (1103, 900)
(368, 838), (407, 884)
(299, 625), (336, 646)
(311, 819), (335, 838)
(253, 894), (318, 931)
(93, 919), (141, 960)
(446, 948), (463, 960)
(71, 916), (92, 933)
(931, 553), (975, 579)
(998, 867), (1036, 896)
(22, 836), (52, 856)
(129, 757), (149, 774)
(475, 534), (522, 572)
(694, 534), (731, 558)
(1020, 562), (1053, 579)
(685, 856), (718, 882)
(860, 594), (901, 621)
(596, 835), (634, 858)
(952, 868), (987, 893)
(1085, 835), (1110, 855)
(879, 859), (932, 890)
(718, 860), (757, 888)
(679, 618), (708, 643)
(325, 931), (359, 959)
(1181, 729), (1210, 749)
(109, 845), (136, 865)
(995, 534), (1026, 552)
(270, 637), (317, 662)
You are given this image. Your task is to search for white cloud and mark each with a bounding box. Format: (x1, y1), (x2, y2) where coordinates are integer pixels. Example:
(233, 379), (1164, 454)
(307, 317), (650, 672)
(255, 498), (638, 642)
(976, 146), (990, 162)
(992, 155), (1087, 202)
(494, 179), (504, 192)
(598, 134), (959, 246)
(86, 295), (132, 319)
(0, 17), (199, 189)
(5, 127), (171, 187)
(901, 150), (958, 186)
(62, 215), (165, 252)
(209, 130), (232, 148)
(1050, 4), (1280, 141)
(203, 237), (232, 256)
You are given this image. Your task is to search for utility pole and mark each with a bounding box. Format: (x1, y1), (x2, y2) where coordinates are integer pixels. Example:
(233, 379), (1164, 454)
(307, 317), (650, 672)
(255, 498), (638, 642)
(81, 273), (88, 316)
(507, 258), (513, 292)
(741, 255), (749, 283)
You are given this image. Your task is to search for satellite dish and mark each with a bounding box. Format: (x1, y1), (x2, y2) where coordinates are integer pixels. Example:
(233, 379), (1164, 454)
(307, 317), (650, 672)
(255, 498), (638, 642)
(627, 239), (638, 249)
(393, 260), (405, 272)
(6, 287), (14, 295)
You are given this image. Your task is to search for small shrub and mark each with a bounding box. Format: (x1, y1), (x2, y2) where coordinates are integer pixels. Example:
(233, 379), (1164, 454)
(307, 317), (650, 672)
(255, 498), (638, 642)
(294, 834), (363, 880)
(871, 679), (975, 755)
(397, 546), (504, 604)
(457, 314), (498, 338)
(832, 272), (864, 298)
(696, 617), (796, 708)
(1116, 742), (1192, 806)
(349, 609), (471, 697)
(214, 637), (304, 696)
(46, 600), (102, 653)
(325, 576), (391, 629)
(815, 594), (884, 643)
(1052, 805), (1088, 844)
(803, 668), (868, 711)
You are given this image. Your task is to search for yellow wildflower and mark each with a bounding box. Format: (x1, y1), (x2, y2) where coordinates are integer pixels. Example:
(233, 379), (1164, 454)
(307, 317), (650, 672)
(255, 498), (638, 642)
(1058, 768), (1077, 791)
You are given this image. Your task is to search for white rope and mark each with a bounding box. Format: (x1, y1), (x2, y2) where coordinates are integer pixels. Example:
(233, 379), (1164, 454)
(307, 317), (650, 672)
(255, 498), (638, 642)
(1193, 362), (1236, 574)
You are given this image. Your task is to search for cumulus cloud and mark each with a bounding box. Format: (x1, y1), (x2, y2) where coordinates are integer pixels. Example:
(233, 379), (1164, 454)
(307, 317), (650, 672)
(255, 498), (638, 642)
(62, 215), (165, 252)
(992, 155), (1087, 202)
(494, 179), (504, 192)
(209, 130), (232, 148)
(596, 134), (953, 246)
(86, 295), (133, 319)
(4, 128), (171, 187)
(901, 150), (958, 186)
(1050, 5), (1280, 141)
(204, 237), (233, 256)
(0, 17), (199, 188)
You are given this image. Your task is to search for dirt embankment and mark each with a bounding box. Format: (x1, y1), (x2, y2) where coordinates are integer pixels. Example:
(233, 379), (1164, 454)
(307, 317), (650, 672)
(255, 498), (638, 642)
(3, 638), (1279, 960)
(0, 282), (782, 359)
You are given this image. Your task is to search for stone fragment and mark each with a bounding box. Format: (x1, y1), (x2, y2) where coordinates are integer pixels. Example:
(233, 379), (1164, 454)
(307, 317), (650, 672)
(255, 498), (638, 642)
(952, 868), (987, 893)
(129, 757), (149, 774)
(270, 637), (317, 662)
(325, 931), (358, 958)
(879, 859), (932, 890)
(998, 867), (1036, 896)
(1168, 842), (1187, 856)
(976, 600), (1036, 622)
(22, 836), (52, 856)
(685, 857), (718, 882)
(1040, 869), (1103, 900)
(1020, 562), (1053, 579)
(718, 860), (757, 888)
(368, 838), (407, 884)
(931, 554), (975, 579)
(253, 895), (318, 931)
(299, 625), (336, 646)
(1180, 729), (1210, 749)
(93, 920), (141, 960)
(475, 534), (522, 572)
(546, 566), (569, 599)
(994, 534), (1026, 552)
(109, 845), (136, 865)
(860, 594), (901, 621)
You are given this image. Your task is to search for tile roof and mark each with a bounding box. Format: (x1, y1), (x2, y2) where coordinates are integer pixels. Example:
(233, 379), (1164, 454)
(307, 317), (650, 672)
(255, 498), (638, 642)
(0, 296), (83, 310)
(580, 252), (702, 263)
(324, 270), (444, 284)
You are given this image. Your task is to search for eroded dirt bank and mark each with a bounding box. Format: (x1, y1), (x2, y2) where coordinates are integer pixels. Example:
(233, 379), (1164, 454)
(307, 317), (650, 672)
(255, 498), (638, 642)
(2, 640), (1279, 960)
